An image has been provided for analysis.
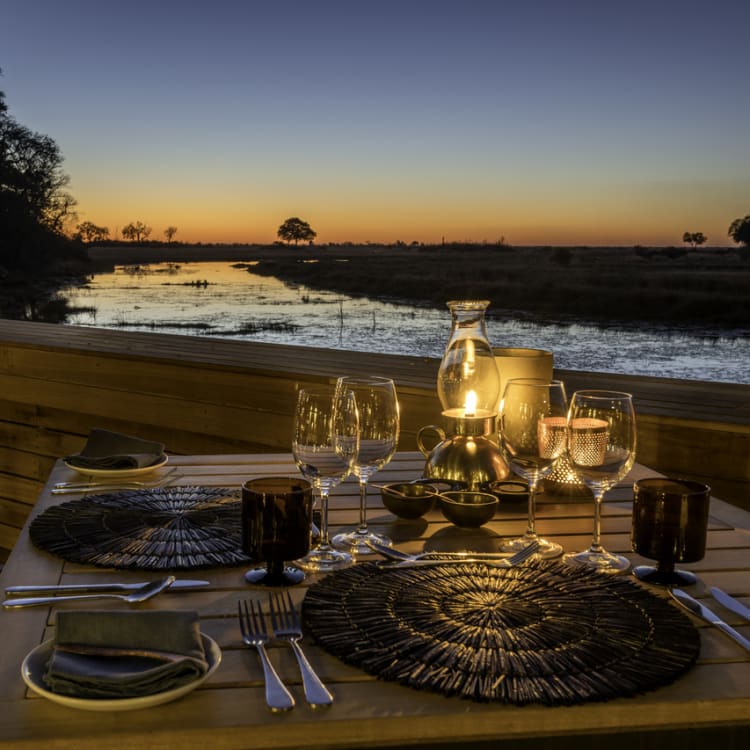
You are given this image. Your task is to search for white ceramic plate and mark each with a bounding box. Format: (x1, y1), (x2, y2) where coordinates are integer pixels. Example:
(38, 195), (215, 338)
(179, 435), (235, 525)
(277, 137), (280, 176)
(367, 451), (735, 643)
(21, 633), (220, 711)
(63, 454), (168, 479)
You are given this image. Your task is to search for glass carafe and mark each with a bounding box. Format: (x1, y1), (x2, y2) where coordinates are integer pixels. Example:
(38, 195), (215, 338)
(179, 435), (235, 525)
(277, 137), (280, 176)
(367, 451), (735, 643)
(437, 300), (500, 417)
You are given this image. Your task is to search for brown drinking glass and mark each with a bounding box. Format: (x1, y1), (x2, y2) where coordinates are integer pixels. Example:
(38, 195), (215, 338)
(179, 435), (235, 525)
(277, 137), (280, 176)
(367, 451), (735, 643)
(631, 477), (710, 586)
(241, 477), (313, 586)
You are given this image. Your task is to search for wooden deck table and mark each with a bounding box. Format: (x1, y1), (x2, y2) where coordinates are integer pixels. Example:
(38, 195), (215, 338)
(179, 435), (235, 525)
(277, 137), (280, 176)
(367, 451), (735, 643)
(0, 451), (748, 749)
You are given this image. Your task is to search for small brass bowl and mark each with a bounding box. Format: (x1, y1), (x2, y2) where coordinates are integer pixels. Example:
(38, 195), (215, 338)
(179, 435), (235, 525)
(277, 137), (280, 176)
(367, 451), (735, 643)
(439, 491), (498, 528)
(380, 483), (439, 519)
(485, 480), (529, 504)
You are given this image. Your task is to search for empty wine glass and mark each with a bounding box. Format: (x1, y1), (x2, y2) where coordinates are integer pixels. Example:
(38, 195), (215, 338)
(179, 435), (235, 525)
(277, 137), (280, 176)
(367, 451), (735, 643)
(332, 375), (399, 555)
(563, 390), (636, 573)
(292, 385), (358, 571)
(499, 378), (567, 558)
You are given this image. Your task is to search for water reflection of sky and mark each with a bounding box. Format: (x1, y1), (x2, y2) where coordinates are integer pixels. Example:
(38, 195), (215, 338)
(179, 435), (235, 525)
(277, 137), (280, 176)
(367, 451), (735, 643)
(62, 262), (750, 384)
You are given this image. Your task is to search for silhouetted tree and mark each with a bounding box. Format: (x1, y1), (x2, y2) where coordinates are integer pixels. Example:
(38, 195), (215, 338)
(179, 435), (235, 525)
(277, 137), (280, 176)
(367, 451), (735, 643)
(728, 215), (750, 247)
(277, 216), (316, 245)
(164, 226), (178, 243)
(75, 221), (110, 243)
(682, 231), (707, 248)
(122, 221), (152, 242)
(1, 73), (78, 269)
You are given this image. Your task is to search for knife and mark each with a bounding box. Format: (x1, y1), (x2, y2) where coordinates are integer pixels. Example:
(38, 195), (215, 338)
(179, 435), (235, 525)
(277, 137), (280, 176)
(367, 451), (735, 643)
(5, 579), (210, 595)
(670, 588), (750, 653)
(366, 539), (512, 561)
(377, 557), (516, 570)
(710, 586), (750, 624)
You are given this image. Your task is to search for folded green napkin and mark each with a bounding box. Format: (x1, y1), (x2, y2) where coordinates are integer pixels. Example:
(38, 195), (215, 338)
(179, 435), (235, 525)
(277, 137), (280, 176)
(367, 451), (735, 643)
(43, 610), (209, 699)
(65, 428), (166, 470)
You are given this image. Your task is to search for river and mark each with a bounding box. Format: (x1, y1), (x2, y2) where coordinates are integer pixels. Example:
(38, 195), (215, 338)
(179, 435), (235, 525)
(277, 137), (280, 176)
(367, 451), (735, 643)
(61, 261), (750, 384)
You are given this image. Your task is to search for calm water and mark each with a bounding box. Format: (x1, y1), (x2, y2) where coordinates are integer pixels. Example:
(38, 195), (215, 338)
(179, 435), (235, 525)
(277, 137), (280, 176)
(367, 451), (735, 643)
(62, 261), (750, 384)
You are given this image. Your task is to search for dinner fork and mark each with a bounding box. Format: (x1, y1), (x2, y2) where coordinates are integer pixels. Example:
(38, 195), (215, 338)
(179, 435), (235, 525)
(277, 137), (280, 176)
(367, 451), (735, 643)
(268, 591), (333, 707)
(238, 599), (295, 712)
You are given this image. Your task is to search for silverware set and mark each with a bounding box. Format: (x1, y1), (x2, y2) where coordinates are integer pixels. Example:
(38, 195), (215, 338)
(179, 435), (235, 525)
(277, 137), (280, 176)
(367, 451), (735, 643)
(670, 587), (750, 653)
(3, 576), (177, 608)
(2, 577), (209, 608)
(239, 593), (333, 711)
(3, 576), (176, 609)
(369, 539), (540, 569)
(51, 468), (181, 494)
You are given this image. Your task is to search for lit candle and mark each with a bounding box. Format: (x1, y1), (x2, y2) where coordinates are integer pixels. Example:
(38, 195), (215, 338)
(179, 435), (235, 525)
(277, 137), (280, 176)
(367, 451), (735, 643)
(464, 390), (477, 417)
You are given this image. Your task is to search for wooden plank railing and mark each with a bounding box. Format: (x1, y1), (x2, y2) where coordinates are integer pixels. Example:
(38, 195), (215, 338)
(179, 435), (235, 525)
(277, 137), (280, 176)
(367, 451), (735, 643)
(1, 319), (748, 559)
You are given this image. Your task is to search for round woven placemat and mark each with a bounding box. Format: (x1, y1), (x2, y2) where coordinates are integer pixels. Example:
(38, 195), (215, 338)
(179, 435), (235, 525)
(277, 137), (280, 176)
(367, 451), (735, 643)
(29, 486), (249, 570)
(302, 559), (700, 705)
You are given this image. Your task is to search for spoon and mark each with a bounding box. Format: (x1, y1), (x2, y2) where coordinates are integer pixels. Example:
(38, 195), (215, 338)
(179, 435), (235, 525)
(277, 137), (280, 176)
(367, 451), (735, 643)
(2, 576), (175, 609)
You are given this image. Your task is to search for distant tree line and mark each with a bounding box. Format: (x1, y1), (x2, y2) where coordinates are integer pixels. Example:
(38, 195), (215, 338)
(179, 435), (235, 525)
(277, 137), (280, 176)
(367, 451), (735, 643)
(3, 64), (750, 280)
(75, 220), (178, 244)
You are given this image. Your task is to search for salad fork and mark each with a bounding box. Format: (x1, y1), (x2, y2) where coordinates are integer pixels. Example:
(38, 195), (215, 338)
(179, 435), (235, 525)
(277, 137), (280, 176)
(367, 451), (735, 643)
(268, 591), (333, 707)
(238, 599), (295, 712)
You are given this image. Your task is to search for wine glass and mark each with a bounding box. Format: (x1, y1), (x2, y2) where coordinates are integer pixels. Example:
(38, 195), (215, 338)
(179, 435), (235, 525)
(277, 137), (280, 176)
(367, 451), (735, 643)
(563, 390), (636, 573)
(499, 378), (567, 558)
(332, 376), (399, 555)
(292, 385), (358, 571)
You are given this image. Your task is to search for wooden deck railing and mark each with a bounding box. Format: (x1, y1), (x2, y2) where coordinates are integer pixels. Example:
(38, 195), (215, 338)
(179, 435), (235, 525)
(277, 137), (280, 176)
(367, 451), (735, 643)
(1, 319), (748, 559)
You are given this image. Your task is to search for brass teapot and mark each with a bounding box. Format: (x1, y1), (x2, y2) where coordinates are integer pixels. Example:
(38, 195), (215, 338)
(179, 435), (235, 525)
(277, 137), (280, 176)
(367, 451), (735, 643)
(417, 412), (509, 491)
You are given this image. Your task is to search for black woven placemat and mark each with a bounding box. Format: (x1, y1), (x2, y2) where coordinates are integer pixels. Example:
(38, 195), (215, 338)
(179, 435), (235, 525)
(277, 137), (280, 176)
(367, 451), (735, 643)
(29, 486), (250, 570)
(302, 560), (700, 705)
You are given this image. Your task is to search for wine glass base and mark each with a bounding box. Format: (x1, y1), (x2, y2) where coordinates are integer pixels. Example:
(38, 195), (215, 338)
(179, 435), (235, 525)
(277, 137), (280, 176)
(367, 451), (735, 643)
(563, 549), (630, 574)
(244, 565), (305, 586)
(632, 565), (697, 586)
(294, 545), (353, 572)
(332, 529), (392, 556)
(502, 535), (563, 560)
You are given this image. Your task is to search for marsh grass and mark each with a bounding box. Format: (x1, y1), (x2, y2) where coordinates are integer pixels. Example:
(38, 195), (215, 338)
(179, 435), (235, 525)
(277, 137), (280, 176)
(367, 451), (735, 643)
(248, 244), (750, 332)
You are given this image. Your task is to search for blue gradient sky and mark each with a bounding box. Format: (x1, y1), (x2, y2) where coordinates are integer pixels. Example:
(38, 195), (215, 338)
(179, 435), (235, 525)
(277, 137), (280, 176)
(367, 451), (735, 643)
(2, 0), (748, 245)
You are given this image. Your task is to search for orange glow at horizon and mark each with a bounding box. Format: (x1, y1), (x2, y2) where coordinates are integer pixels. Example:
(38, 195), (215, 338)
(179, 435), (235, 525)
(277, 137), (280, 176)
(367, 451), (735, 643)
(70, 169), (744, 248)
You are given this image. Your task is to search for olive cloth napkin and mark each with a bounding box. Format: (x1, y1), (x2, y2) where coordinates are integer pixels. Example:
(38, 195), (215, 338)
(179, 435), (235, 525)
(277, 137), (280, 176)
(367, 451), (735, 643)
(43, 610), (209, 698)
(65, 428), (166, 470)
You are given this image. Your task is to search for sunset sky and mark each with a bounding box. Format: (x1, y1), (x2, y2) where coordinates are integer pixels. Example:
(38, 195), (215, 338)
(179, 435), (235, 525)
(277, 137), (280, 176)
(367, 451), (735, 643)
(2, 0), (748, 246)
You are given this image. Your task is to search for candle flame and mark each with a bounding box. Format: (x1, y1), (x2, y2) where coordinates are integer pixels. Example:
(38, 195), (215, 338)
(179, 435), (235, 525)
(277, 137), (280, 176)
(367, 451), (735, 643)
(464, 390), (477, 417)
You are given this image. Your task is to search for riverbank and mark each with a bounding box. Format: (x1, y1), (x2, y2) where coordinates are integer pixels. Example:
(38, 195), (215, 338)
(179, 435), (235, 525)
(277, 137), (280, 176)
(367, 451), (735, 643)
(0, 258), (90, 322)
(86, 242), (750, 334)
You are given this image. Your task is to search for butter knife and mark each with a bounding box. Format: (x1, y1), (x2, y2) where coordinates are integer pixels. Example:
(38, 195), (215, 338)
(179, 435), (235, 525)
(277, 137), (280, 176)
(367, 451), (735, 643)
(710, 586), (750, 623)
(670, 588), (750, 653)
(5, 579), (209, 595)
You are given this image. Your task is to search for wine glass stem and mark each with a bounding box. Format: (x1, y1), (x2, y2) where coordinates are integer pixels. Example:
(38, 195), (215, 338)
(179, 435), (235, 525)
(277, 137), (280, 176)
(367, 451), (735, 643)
(356, 479), (368, 534)
(590, 490), (605, 553)
(318, 489), (331, 546)
(524, 480), (539, 539)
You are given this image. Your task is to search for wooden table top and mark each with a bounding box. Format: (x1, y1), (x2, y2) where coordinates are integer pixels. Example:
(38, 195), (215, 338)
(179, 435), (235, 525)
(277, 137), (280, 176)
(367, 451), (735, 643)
(0, 451), (748, 750)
